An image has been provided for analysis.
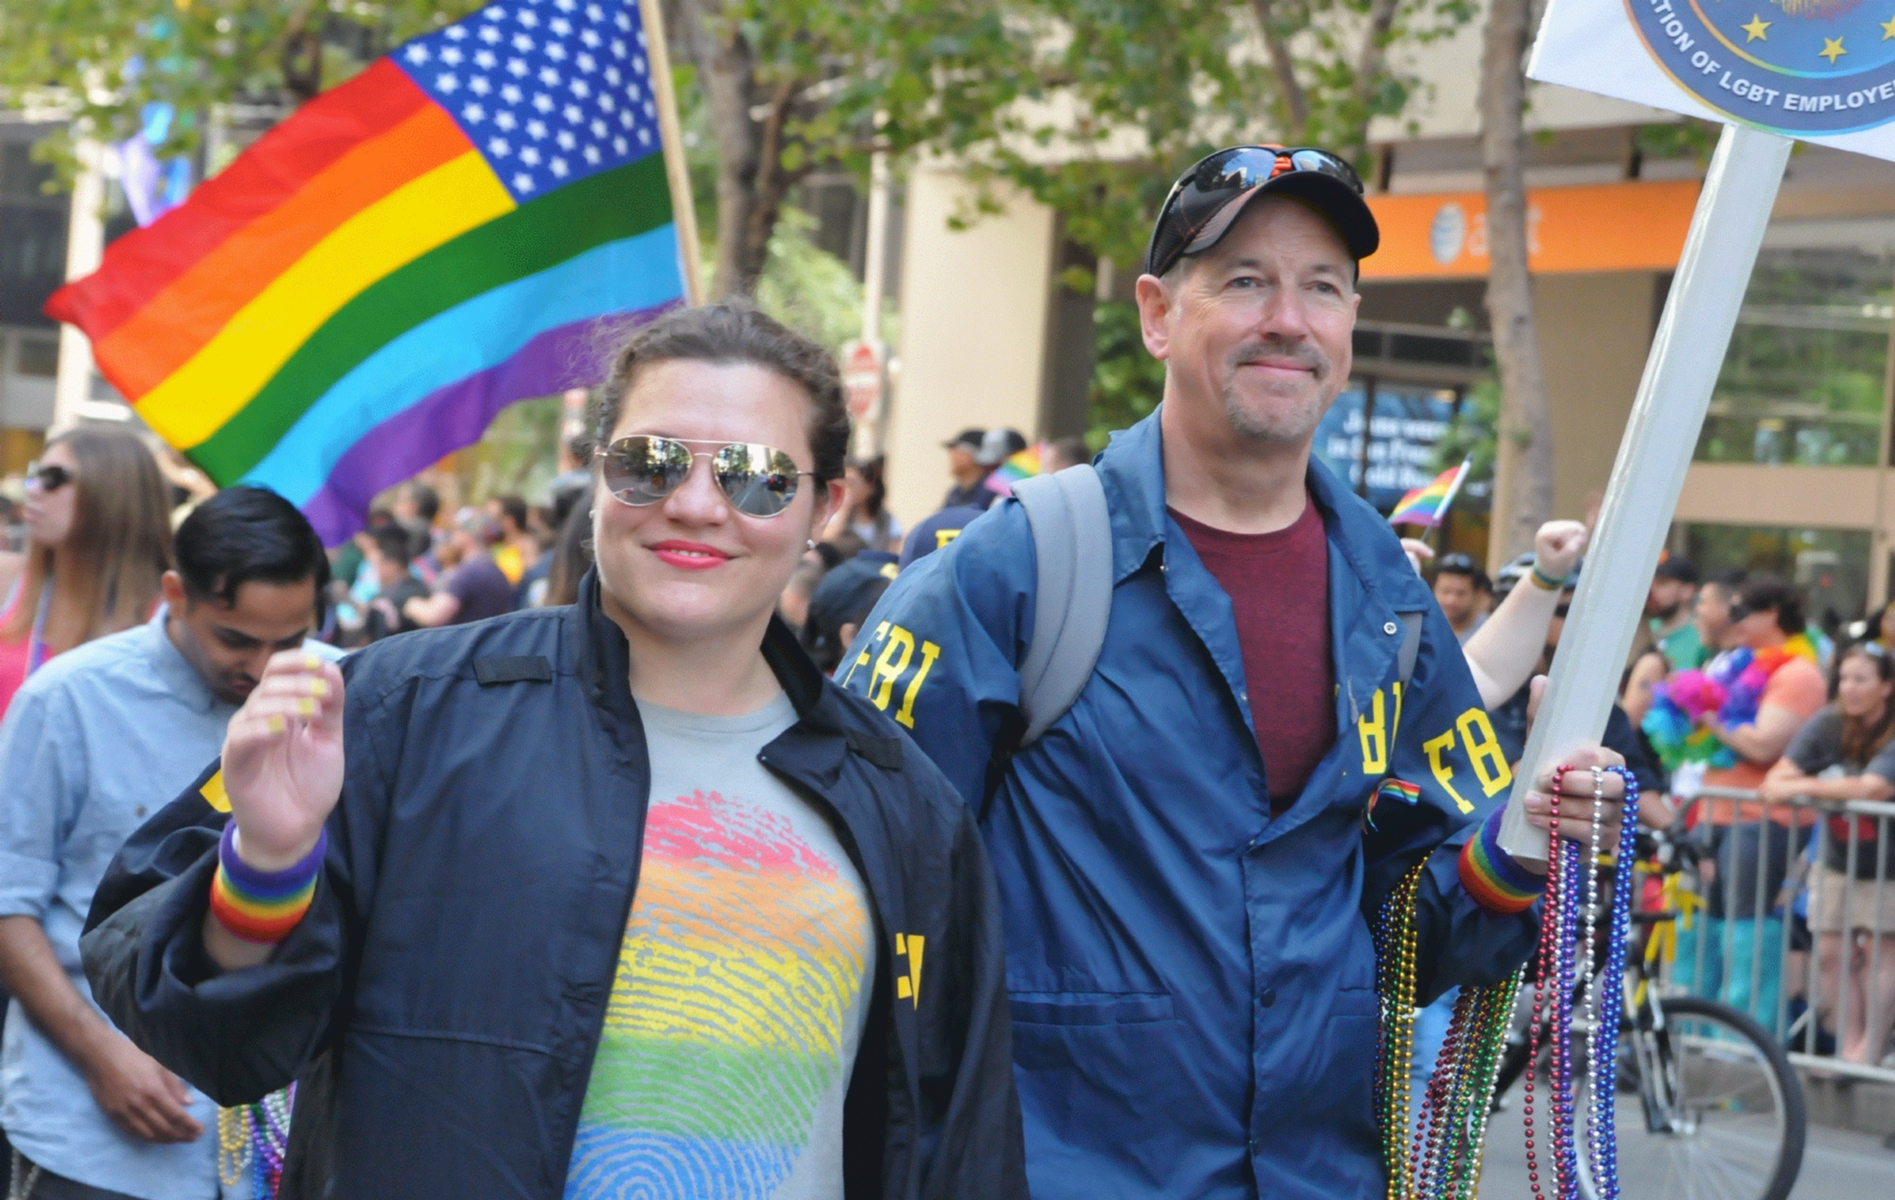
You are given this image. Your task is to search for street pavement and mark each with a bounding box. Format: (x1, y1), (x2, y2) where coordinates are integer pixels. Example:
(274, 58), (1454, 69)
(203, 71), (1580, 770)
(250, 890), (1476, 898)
(1475, 1077), (1894, 1198)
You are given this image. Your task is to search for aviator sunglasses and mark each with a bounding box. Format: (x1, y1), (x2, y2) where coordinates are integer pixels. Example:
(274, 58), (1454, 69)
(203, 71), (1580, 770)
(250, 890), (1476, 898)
(597, 435), (815, 519)
(23, 462), (74, 493)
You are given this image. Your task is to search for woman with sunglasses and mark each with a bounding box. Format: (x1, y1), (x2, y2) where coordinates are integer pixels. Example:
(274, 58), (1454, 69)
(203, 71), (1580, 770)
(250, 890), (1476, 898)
(0, 429), (172, 720)
(82, 303), (1025, 1200)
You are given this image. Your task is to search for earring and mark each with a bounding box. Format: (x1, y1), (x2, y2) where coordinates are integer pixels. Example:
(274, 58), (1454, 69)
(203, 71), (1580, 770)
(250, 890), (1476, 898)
(807, 539), (817, 550)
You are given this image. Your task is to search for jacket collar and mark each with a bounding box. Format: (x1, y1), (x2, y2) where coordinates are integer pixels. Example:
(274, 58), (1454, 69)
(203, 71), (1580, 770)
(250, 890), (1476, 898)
(1091, 406), (1431, 611)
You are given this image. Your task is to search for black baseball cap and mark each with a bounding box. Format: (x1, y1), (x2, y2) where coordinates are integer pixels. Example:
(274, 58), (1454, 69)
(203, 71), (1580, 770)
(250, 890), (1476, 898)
(943, 428), (987, 452)
(803, 552), (899, 669)
(1654, 555), (1700, 585)
(1144, 145), (1380, 279)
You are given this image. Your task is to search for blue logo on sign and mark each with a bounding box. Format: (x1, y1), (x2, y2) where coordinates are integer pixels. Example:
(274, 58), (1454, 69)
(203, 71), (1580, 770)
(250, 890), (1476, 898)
(1628, 0), (1895, 134)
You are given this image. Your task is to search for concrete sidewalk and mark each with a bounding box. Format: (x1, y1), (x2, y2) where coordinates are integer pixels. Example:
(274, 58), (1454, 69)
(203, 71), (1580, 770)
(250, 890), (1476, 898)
(1472, 1075), (1894, 1198)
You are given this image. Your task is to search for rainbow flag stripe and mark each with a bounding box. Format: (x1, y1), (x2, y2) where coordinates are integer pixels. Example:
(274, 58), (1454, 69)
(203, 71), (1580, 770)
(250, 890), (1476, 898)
(1387, 459), (1471, 529)
(46, 0), (686, 545)
(565, 788), (870, 1195)
(1365, 777), (1422, 830)
(983, 445), (1045, 498)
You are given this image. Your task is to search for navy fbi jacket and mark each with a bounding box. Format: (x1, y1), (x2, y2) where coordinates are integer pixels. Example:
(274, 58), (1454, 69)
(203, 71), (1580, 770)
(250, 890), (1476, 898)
(81, 572), (1027, 1200)
(840, 409), (1540, 1199)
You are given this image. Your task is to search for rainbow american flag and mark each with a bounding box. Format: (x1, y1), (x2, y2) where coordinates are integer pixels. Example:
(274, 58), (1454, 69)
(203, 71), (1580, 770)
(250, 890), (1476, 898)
(46, 0), (687, 545)
(1387, 459), (1471, 528)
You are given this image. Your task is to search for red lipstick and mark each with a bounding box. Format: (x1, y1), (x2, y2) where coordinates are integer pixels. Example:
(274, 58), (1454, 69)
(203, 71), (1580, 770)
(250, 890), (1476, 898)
(649, 540), (730, 570)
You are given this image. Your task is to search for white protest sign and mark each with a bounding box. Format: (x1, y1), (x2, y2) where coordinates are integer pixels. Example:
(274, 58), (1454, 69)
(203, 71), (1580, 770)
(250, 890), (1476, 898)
(1530, 0), (1895, 161)
(1491, 0), (1895, 863)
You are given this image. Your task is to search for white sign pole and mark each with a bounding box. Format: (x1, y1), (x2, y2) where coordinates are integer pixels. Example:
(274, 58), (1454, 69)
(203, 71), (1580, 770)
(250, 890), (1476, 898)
(1497, 123), (1793, 864)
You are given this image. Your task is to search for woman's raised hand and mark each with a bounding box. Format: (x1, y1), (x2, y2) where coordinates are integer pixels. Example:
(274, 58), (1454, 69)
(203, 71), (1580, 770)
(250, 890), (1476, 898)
(220, 651), (346, 870)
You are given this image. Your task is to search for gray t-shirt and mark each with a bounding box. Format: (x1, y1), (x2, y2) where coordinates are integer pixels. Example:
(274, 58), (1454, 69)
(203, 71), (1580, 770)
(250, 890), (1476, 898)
(563, 692), (875, 1200)
(1785, 704), (1895, 878)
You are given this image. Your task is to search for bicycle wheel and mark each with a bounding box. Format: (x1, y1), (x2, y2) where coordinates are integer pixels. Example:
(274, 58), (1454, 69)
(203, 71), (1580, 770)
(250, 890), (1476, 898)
(1582, 995), (1805, 1200)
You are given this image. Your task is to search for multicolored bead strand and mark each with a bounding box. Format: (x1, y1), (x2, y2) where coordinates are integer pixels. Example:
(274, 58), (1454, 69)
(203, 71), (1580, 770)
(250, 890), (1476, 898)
(216, 1084), (296, 1199)
(1374, 764), (1637, 1200)
(1554, 809), (1584, 1196)
(1374, 864), (1425, 1200)
(1524, 765), (1569, 1200)
(1578, 767), (1606, 1190)
(1523, 763), (1640, 1200)
(1374, 863), (1524, 1200)
(1586, 766), (1639, 1200)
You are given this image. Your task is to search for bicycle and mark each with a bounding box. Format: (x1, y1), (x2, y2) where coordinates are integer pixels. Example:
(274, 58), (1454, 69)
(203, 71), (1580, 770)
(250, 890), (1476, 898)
(1488, 826), (1807, 1200)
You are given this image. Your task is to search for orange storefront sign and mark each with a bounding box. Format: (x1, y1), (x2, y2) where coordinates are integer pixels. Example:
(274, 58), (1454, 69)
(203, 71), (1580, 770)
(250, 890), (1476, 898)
(1361, 179), (1701, 280)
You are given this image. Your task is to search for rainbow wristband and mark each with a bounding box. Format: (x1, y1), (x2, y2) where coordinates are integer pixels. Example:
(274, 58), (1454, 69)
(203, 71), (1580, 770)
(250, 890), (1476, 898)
(1458, 806), (1544, 915)
(208, 824), (326, 945)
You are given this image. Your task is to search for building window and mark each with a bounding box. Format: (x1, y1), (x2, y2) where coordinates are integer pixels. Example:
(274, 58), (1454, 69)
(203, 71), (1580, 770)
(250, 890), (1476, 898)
(1695, 246), (1892, 467)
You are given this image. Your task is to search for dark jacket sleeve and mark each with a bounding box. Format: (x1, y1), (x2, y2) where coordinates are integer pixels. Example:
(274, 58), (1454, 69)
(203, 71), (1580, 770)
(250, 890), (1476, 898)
(919, 789), (1027, 1199)
(81, 667), (395, 1107)
(1359, 603), (1541, 1006)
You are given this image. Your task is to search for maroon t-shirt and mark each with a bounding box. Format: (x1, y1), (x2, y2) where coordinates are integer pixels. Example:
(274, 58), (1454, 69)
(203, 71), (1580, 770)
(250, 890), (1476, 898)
(1171, 499), (1336, 809)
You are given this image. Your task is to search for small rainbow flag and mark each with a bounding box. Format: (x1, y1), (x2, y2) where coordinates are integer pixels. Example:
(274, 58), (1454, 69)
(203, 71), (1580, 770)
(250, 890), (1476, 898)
(984, 444), (1046, 498)
(46, 0), (687, 545)
(1365, 777), (1422, 830)
(1387, 459), (1471, 528)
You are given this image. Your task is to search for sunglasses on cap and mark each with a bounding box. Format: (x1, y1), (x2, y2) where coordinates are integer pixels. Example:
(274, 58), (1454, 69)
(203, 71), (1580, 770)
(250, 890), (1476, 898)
(1145, 145), (1374, 279)
(596, 436), (815, 519)
(23, 462), (74, 493)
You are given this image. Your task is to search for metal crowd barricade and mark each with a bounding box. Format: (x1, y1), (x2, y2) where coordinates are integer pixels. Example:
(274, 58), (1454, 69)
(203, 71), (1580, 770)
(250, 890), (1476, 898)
(1667, 786), (1895, 1084)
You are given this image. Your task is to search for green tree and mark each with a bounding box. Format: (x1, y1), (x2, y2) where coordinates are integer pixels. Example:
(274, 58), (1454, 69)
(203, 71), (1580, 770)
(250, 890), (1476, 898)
(668, 0), (1033, 298)
(0, 2), (489, 169)
(964, 0), (1479, 276)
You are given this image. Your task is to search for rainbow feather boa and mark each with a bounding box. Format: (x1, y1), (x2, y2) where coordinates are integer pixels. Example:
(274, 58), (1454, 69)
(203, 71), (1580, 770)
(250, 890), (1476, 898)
(1643, 633), (1819, 771)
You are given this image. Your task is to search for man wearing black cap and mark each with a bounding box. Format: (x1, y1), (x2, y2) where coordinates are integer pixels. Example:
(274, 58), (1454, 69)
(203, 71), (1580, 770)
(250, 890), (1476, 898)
(941, 427), (994, 511)
(844, 145), (1624, 1199)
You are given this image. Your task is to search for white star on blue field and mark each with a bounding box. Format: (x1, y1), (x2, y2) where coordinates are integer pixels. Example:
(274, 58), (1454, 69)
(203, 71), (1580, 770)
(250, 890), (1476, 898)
(397, 0), (663, 203)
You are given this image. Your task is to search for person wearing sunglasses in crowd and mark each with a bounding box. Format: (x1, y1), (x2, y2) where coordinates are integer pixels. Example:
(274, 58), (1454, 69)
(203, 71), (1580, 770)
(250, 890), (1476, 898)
(0, 430), (173, 723)
(841, 144), (1626, 1199)
(79, 304), (1025, 1200)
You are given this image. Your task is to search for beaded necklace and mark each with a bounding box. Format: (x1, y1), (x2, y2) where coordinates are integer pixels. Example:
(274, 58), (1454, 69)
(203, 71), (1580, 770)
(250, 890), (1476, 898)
(1376, 764), (1639, 1200)
(217, 1083), (296, 1199)
(1520, 764), (1641, 1200)
(1374, 863), (1521, 1200)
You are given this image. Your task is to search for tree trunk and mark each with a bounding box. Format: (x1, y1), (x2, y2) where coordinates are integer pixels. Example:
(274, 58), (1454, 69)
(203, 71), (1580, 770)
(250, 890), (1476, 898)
(1478, 0), (1554, 566)
(281, 17), (323, 106)
(1347, 0), (1402, 158)
(676, 0), (763, 297)
(1249, 0), (1309, 141)
(673, 0), (807, 299)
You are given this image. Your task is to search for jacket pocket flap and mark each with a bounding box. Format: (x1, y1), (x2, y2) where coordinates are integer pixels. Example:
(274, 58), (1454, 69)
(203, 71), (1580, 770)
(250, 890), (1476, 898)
(1008, 991), (1173, 1025)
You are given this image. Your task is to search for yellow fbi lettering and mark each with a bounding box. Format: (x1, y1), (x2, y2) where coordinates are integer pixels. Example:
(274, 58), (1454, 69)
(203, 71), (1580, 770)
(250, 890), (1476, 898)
(843, 621), (941, 730)
(1421, 707), (1513, 814)
(895, 932), (925, 1006)
(1355, 683), (1405, 775)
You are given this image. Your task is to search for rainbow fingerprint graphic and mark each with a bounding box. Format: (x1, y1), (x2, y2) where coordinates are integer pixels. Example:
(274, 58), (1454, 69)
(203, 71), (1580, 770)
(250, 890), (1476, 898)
(564, 789), (872, 1198)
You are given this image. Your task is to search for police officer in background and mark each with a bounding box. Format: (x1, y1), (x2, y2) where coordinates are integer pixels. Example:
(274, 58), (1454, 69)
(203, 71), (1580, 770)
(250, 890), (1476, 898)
(842, 145), (1625, 1199)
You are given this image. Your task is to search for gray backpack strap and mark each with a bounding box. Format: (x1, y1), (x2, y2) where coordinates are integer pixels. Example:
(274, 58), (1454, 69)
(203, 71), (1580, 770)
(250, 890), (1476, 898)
(1397, 611), (1424, 685)
(1012, 465), (1114, 746)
